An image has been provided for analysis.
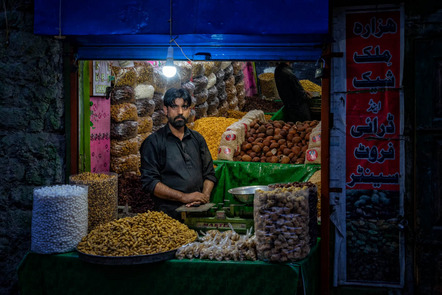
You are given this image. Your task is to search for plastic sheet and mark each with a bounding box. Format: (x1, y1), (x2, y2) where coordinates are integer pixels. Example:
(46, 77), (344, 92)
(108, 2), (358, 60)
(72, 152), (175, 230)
(111, 121), (138, 140)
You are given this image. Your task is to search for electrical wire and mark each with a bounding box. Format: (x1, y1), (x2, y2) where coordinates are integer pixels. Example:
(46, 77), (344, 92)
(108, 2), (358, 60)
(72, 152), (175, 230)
(173, 39), (192, 63)
(168, 0), (192, 63)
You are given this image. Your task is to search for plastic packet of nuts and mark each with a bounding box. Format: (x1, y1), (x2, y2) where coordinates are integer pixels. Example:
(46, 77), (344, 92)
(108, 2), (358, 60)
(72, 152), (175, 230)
(153, 68), (167, 94)
(215, 69), (225, 83)
(110, 103), (138, 122)
(110, 153), (140, 174)
(194, 89), (208, 105)
(194, 102), (208, 119)
(193, 75), (209, 93)
(110, 86), (135, 105)
(223, 64), (234, 79)
(191, 62), (206, 78)
(134, 98), (155, 117)
(137, 116), (153, 134)
(207, 86), (218, 102)
(228, 96), (239, 109)
(69, 173), (118, 232)
(181, 81), (196, 96)
(206, 73), (217, 89)
(111, 137), (139, 157)
(254, 186), (312, 262)
(176, 61), (192, 83)
(111, 120), (138, 140)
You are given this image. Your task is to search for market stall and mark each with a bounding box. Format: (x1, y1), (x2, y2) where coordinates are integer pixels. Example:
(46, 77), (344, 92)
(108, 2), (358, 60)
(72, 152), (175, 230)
(29, 0), (330, 293)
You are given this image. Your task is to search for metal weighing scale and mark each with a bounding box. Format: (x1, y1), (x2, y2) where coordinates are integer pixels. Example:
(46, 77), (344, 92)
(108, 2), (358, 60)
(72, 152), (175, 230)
(176, 185), (269, 234)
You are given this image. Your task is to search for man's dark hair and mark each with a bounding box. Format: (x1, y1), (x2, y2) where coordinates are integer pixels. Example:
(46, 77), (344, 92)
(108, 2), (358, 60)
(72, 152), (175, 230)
(163, 88), (192, 107)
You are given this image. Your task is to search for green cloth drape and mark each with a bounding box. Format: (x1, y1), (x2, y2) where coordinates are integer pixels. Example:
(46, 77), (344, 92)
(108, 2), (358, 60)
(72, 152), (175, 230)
(212, 160), (320, 204)
(18, 239), (320, 295)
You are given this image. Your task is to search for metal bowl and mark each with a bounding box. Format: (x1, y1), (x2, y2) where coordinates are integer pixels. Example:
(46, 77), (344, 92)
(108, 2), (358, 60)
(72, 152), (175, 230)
(228, 185), (271, 204)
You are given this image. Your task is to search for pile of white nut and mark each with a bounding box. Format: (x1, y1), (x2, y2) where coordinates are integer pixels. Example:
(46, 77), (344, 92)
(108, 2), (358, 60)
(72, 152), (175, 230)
(31, 185), (88, 254)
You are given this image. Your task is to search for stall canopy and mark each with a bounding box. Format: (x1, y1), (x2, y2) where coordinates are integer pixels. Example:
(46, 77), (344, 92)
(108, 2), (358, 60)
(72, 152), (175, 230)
(34, 0), (329, 61)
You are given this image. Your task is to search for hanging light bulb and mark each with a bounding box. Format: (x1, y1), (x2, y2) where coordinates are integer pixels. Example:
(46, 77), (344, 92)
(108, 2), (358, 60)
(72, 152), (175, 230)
(162, 45), (177, 78)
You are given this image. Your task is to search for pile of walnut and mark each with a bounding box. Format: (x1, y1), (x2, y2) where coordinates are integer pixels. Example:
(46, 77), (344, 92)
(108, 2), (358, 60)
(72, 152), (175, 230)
(233, 119), (320, 164)
(77, 211), (197, 256)
(254, 186), (311, 262)
(175, 228), (257, 261)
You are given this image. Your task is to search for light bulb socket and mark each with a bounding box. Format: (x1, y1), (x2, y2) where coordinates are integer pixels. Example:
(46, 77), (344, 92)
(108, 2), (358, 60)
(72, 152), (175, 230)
(166, 45), (174, 59)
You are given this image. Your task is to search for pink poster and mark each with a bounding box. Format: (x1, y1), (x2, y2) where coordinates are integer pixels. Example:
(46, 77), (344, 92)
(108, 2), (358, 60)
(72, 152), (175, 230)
(243, 62), (258, 97)
(90, 96), (110, 172)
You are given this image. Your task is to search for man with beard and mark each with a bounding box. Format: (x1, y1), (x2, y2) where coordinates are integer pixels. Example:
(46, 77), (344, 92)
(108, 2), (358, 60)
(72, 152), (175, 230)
(140, 88), (216, 220)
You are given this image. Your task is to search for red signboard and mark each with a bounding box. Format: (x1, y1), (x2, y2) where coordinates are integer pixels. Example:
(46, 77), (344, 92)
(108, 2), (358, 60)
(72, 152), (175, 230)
(346, 11), (401, 190)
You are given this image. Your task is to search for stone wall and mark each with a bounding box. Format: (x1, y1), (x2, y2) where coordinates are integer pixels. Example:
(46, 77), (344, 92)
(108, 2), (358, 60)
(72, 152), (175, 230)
(0, 1), (65, 293)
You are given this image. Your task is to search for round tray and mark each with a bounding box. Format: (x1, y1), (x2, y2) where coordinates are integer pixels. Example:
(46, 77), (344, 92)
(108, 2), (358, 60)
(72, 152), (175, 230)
(228, 185), (271, 204)
(76, 248), (177, 265)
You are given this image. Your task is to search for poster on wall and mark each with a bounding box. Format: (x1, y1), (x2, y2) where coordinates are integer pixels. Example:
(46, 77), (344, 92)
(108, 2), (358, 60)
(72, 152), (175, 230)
(345, 9), (403, 286)
(90, 97), (110, 172)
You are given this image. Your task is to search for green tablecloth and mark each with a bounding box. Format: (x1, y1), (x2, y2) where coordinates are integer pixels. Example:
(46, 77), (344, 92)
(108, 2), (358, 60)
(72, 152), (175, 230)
(18, 239), (320, 295)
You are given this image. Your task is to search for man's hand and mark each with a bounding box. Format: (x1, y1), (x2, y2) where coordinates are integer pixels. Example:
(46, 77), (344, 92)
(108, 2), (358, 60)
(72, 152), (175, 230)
(182, 192), (210, 205)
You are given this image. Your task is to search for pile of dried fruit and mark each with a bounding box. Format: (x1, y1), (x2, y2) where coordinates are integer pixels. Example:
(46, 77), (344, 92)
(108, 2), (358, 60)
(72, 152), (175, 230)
(233, 119), (320, 164)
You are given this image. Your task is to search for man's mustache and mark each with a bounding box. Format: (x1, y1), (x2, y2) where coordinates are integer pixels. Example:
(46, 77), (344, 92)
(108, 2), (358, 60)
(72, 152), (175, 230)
(174, 115), (186, 121)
